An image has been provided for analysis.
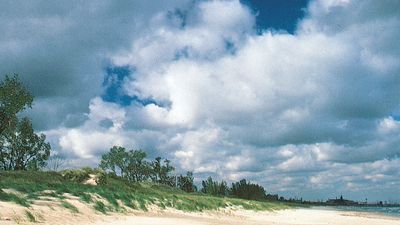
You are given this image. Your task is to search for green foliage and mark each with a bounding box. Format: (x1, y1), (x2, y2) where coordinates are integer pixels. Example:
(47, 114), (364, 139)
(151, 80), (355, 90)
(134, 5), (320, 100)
(78, 192), (93, 203)
(61, 169), (91, 183)
(151, 157), (175, 186)
(0, 75), (51, 171)
(230, 179), (267, 201)
(95, 169), (108, 185)
(0, 189), (30, 207)
(0, 117), (51, 170)
(99, 146), (175, 185)
(100, 146), (151, 182)
(99, 146), (128, 177)
(0, 74), (33, 135)
(178, 171), (197, 192)
(94, 201), (107, 214)
(125, 150), (152, 182)
(201, 176), (229, 197)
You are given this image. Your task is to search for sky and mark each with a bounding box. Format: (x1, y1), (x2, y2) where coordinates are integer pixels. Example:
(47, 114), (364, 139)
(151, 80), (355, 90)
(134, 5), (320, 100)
(1, 0), (400, 202)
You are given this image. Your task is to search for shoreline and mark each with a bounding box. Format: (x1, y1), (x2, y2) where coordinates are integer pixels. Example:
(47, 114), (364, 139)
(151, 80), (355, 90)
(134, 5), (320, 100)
(309, 205), (400, 218)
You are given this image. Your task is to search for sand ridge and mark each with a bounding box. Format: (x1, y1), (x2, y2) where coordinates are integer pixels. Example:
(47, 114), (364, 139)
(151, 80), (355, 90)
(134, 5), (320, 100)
(1, 198), (400, 225)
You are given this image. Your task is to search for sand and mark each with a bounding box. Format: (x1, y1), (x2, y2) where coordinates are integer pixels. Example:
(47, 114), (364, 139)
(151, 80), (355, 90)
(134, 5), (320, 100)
(1, 199), (399, 225)
(77, 208), (400, 225)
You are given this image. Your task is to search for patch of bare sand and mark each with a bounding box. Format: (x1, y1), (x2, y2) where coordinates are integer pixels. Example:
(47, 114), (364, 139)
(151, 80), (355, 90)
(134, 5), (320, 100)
(83, 174), (98, 186)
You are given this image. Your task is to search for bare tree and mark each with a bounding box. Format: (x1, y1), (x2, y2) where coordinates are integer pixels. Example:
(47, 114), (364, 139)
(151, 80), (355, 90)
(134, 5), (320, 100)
(47, 154), (66, 171)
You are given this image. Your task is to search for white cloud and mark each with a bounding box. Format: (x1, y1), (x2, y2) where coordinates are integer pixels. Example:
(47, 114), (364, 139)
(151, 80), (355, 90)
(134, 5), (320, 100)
(110, 0), (400, 200)
(5, 0), (399, 201)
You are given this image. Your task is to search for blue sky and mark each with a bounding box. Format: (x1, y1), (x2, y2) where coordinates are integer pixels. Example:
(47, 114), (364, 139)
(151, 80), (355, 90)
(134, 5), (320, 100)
(241, 0), (309, 33)
(1, 0), (399, 202)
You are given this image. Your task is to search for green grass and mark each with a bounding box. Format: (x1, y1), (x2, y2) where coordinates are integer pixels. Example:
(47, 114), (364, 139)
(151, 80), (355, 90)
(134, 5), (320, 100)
(60, 201), (79, 213)
(0, 170), (296, 214)
(94, 201), (107, 214)
(25, 210), (36, 222)
(0, 190), (30, 207)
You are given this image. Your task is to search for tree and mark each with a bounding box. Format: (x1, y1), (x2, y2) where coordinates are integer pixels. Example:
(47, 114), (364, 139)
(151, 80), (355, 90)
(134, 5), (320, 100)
(125, 149), (152, 182)
(178, 171), (197, 192)
(0, 117), (51, 170)
(150, 157), (175, 186)
(0, 75), (50, 171)
(99, 146), (153, 182)
(0, 74), (33, 135)
(151, 157), (162, 182)
(201, 177), (228, 197)
(230, 179), (266, 200)
(47, 154), (66, 171)
(99, 146), (129, 177)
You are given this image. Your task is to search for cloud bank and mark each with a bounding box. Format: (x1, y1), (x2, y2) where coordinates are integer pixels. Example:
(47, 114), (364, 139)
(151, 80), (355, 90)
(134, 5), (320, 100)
(1, 0), (399, 201)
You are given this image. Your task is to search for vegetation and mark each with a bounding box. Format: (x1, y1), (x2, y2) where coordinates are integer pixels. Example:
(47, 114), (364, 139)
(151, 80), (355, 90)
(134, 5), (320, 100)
(99, 147), (176, 185)
(201, 176), (229, 197)
(178, 171), (197, 193)
(61, 167), (92, 183)
(94, 200), (108, 214)
(150, 156), (175, 186)
(0, 75), (298, 218)
(231, 179), (267, 200)
(0, 74), (33, 135)
(0, 74), (51, 170)
(25, 210), (36, 222)
(61, 201), (79, 213)
(99, 146), (269, 202)
(0, 170), (295, 213)
(0, 189), (29, 207)
(199, 178), (267, 200)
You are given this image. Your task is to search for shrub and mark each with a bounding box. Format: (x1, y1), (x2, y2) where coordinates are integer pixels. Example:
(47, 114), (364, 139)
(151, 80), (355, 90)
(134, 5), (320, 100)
(61, 169), (90, 183)
(95, 170), (108, 185)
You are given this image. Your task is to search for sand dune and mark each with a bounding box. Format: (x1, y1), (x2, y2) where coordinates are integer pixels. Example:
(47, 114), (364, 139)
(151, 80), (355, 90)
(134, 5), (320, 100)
(1, 199), (399, 225)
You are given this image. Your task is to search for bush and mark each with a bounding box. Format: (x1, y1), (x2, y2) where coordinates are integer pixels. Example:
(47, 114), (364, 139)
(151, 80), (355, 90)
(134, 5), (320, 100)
(61, 169), (90, 183)
(95, 170), (108, 185)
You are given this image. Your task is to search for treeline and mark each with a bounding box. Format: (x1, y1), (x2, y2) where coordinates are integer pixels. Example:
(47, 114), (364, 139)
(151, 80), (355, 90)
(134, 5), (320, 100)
(200, 176), (267, 200)
(0, 75), (272, 203)
(99, 145), (268, 201)
(98, 146), (197, 192)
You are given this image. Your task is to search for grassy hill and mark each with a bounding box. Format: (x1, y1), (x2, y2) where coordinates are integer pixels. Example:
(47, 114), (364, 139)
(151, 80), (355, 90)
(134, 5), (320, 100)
(0, 170), (295, 218)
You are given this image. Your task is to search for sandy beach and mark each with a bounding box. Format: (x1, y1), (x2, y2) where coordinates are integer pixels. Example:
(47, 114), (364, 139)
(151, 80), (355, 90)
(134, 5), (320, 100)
(75, 208), (400, 225)
(74, 208), (400, 225)
(1, 199), (399, 225)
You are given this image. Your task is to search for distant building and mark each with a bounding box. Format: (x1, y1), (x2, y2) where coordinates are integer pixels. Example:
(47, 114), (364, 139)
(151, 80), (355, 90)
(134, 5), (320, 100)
(326, 195), (358, 206)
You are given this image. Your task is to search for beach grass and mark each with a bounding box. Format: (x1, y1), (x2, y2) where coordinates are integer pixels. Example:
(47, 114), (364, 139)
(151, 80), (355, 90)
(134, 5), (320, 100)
(0, 170), (295, 213)
(60, 201), (79, 213)
(0, 189), (30, 207)
(94, 201), (108, 214)
(25, 210), (36, 222)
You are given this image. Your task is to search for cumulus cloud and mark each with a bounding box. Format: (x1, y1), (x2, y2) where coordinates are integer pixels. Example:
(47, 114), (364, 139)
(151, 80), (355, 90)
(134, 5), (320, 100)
(0, 0), (191, 130)
(111, 0), (400, 200)
(2, 0), (399, 201)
